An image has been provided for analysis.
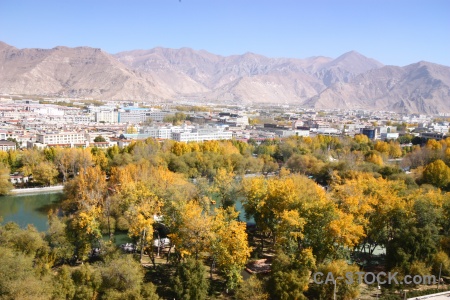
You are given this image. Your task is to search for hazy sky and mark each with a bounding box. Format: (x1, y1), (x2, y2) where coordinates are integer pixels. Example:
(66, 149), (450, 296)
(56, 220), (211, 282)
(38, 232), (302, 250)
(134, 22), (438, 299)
(1, 0), (449, 66)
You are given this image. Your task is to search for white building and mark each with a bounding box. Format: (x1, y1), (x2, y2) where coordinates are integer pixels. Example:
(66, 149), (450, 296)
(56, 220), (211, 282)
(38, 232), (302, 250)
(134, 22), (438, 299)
(118, 108), (150, 124)
(380, 132), (399, 140)
(96, 110), (119, 123)
(36, 132), (87, 145)
(171, 127), (232, 142)
(145, 110), (172, 122)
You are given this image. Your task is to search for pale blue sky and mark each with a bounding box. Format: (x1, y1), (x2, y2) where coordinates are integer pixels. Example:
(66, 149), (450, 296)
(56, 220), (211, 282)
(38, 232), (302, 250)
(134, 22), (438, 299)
(0, 0), (449, 66)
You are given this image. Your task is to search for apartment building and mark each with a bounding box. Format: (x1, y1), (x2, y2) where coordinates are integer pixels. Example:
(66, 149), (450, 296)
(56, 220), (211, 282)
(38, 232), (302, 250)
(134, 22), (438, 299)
(36, 132), (87, 145)
(96, 110), (119, 123)
(171, 127), (232, 142)
(0, 140), (16, 151)
(118, 108), (150, 124)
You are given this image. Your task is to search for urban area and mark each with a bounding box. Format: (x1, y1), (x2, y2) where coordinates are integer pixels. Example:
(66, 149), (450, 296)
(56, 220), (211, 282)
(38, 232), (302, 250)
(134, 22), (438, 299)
(1, 95), (450, 300)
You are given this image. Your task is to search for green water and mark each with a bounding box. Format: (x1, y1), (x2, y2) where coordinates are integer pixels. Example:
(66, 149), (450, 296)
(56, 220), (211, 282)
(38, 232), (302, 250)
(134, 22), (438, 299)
(0, 192), (63, 232)
(0, 192), (133, 244)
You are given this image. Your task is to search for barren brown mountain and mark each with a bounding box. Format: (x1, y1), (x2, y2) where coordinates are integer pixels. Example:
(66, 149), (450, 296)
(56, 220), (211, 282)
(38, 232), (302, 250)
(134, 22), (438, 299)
(1, 41), (449, 113)
(306, 61), (450, 114)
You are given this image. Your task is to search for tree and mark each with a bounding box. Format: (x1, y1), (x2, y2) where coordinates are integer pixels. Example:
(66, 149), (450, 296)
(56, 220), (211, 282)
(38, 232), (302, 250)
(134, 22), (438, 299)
(386, 191), (442, 270)
(286, 153), (324, 175)
(32, 161), (59, 186)
(309, 260), (360, 300)
(125, 183), (162, 263)
(52, 265), (76, 300)
(54, 148), (76, 182)
(210, 207), (251, 289)
(45, 213), (74, 265)
(269, 249), (315, 300)
(0, 162), (13, 195)
(211, 168), (237, 207)
(91, 147), (109, 171)
(364, 151), (383, 166)
(235, 276), (269, 300)
(71, 263), (102, 300)
(0, 246), (53, 299)
(169, 201), (212, 260)
(173, 258), (209, 300)
(242, 174), (358, 262)
(422, 159), (450, 189)
(20, 148), (43, 176)
(99, 255), (146, 298)
(94, 135), (107, 142)
(66, 207), (102, 260)
(63, 165), (107, 211)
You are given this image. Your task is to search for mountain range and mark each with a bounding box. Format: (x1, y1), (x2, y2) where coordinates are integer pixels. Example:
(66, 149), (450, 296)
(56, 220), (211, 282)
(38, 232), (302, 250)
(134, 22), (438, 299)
(1, 41), (449, 114)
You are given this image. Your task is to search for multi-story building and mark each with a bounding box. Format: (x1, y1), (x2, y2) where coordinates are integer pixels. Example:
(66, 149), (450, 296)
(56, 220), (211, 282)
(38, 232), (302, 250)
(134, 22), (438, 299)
(171, 126), (232, 142)
(118, 108), (150, 124)
(96, 110), (119, 123)
(0, 140), (16, 151)
(36, 132), (87, 145)
(145, 110), (172, 122)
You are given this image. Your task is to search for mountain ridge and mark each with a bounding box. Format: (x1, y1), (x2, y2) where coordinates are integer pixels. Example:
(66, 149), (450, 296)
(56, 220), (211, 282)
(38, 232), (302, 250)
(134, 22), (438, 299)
(1, 41), (449, 113)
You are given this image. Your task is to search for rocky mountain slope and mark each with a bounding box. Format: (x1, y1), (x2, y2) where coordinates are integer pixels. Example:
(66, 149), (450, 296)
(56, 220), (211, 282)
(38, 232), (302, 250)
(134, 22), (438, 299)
(305, 61), (450, 114)
(1, 41), (449, 113)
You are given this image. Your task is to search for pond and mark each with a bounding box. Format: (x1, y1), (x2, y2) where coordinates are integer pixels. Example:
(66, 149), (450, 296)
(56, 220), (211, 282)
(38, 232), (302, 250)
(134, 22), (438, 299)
(0, 192), (63, 232)
(0, 191), (134, 245)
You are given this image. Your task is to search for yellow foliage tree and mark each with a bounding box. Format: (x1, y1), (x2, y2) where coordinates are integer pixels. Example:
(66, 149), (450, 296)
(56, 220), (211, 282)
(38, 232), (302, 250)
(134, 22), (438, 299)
(210, 207), (251, 289)
(169, 201), (212, 260)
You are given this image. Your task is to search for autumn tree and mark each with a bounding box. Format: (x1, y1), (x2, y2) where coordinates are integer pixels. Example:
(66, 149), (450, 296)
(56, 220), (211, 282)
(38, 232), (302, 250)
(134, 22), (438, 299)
(422, 159), (450, 189)
(125, 183), (162, 263)
(235, 276), (269, 300)
(211, 168), (237, 207)
(66, 207), (102, 260)
(63, 165), (107, 211)
(308, 260), (360, 300)
(242, 174), (363, 262)
(210, 207), (251, 289)
(169, 201), (211, 260)
(32, 161), (59, 186)
(0, 162), (13, 195)
(19, 148), (43, 176)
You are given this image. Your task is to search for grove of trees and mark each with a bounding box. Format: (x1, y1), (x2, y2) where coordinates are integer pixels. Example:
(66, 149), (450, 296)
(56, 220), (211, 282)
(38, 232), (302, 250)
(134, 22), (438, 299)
(1, 134), (450, 299)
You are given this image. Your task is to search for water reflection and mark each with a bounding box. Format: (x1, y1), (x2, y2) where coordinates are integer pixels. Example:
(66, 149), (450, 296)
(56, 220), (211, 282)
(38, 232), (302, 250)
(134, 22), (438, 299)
(0, 192), (63, 232)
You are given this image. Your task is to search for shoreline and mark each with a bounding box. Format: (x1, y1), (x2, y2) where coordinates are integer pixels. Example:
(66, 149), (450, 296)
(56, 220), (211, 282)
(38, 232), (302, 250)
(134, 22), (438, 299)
(10, 185), (64, 195)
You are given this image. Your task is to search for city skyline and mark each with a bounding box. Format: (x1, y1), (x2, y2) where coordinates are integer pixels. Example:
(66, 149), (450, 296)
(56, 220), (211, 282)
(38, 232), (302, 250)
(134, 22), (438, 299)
(0, 0), (449, 67)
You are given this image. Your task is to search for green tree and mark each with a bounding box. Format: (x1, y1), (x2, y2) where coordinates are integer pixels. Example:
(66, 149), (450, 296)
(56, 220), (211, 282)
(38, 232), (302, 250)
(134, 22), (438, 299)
(71, 263), (102, 300)
(94, 135), (107, 142)
(45, 213), (74, 265)
(0, 246), (53, 299)
(173, 258), (209, 300)
(235, 276), (269, 300)
(269, 249), (315, 300)
(308, 260), (360, 300)
(99, 255), (146, 298)
(52, 265), (76, 300)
